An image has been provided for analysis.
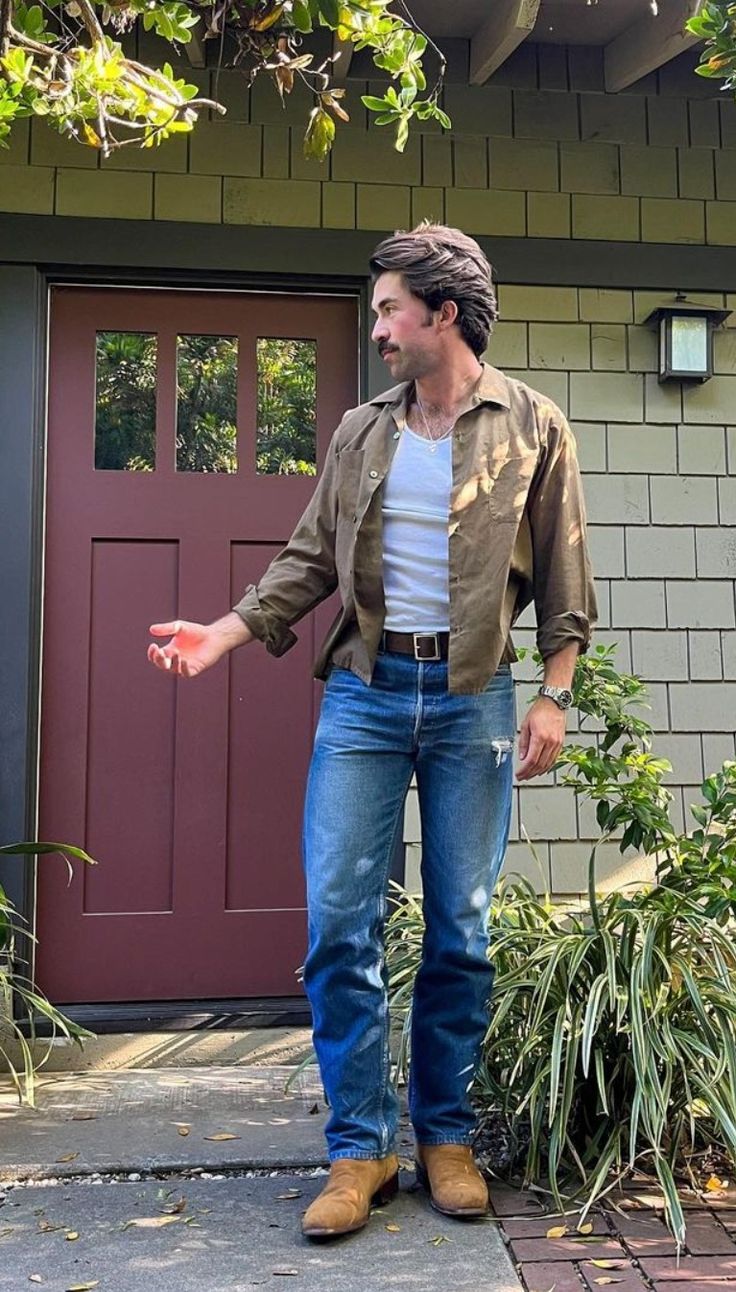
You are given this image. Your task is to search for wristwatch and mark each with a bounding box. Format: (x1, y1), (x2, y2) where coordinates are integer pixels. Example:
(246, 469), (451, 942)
(538, 684), (573, 711)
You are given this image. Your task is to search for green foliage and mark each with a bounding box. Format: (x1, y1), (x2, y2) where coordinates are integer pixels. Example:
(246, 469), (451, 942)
(94, 330), (317, 475)
(176, 334), (238, 473)
(687, 0), (736, 93)
(95, 331), (157, 471)
(0, 0), (448, 158)
(256, 337), (317, 475)
(0, 842), (97, 1104)
(658, 762), (736, 922)
(559, 643), (676, 859)
(384, 646), (736, 1245)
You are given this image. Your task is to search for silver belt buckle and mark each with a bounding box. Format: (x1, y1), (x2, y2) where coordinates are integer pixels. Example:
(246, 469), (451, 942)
(413, 632), (440, 661)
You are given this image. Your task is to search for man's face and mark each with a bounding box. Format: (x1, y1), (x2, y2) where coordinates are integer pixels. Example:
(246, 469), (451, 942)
(370, 271), (439, 383)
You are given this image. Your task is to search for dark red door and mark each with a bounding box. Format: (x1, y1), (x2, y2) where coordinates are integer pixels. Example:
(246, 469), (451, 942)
(37, 286), (358, 1003)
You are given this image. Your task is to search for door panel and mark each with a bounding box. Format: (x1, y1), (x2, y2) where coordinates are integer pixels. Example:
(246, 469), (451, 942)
(37, 286), (359, 1003)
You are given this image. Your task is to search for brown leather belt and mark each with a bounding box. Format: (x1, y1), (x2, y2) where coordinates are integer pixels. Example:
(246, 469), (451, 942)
(381, 630), (450, 661)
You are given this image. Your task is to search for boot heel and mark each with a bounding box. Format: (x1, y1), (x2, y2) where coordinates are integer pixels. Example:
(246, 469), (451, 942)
(372, 1170), (399, 1206)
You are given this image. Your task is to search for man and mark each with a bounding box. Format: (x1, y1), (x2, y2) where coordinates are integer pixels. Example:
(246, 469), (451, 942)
(148, 223), (597, 1240)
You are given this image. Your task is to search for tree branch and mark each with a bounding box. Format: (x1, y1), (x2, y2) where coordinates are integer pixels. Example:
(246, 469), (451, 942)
(0, 0), (11, 61)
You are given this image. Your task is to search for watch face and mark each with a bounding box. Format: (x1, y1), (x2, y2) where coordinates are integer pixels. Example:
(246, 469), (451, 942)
(541, 686), (573, 709)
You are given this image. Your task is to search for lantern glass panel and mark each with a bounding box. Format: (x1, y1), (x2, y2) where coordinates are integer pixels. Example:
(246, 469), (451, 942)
(670, 315), (708, 375)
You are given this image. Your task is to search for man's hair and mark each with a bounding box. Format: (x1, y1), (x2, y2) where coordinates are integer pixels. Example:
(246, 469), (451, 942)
(369, 222), (498, 359)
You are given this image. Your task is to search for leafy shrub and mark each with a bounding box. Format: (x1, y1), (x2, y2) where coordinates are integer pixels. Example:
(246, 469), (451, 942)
(385, 646), (736, 1245)
(0, 842), (95, 1104)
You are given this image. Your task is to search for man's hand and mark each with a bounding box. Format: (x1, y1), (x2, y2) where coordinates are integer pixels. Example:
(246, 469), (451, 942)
(147, 613), (252, 678)
(516, 698), (567, 782)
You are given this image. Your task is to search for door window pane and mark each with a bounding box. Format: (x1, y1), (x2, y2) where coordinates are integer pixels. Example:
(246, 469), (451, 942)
(256, 338), (317, 476)
(176, 334), (238, 473)
(95, 331), (156, 471)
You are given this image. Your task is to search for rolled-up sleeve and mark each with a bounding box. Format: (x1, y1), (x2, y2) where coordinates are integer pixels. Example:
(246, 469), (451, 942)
(528, 409), (598, 660)
(232, 425), (342, 658)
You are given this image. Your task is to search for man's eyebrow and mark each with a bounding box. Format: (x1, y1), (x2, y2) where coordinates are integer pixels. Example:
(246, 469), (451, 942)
(371, 296), (399, 314)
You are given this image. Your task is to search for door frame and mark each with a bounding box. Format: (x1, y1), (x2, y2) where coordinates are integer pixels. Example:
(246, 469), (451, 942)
(1, 257), (373, 1026)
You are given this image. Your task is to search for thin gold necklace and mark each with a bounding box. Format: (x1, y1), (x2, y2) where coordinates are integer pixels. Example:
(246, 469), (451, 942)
(415, 394), (455, 453)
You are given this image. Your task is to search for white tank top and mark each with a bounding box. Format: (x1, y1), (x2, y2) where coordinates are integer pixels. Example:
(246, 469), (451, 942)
(381, 426), (452, 632)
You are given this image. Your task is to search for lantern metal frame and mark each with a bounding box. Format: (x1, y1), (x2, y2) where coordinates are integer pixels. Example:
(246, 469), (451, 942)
(643, 297), (732, 384)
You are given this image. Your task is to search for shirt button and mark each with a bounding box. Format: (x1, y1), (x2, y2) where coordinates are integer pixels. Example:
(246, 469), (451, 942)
(393, 431), (400, 440)
(369, 470), (379, 478)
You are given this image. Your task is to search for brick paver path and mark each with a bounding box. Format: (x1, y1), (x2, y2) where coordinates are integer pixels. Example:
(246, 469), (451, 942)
(489, 1182), (736, 1292)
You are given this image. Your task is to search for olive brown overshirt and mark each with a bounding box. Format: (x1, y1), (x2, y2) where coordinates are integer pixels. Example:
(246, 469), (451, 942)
(233, 363), (598, 695)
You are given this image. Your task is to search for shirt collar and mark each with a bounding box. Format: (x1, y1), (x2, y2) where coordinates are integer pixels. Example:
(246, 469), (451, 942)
(368, 362), (511, 413)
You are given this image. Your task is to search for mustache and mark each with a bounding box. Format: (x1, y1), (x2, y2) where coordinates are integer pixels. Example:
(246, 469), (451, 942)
(378, 343), (398, 357)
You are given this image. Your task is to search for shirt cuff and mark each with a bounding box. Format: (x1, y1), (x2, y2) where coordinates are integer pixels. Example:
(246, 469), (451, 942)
(232, 586), (297, 659)
(537, 610), (592, 660)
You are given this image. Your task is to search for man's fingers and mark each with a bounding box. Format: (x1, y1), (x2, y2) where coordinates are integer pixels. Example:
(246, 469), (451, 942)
(516, 732), (544, 780)
(150, 621), (182, 637)
(519, 738), (562, 781)
(147, 643), (175, 672)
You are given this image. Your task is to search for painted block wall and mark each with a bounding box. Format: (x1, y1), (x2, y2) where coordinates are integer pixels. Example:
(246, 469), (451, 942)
(0, 40), (734, 244)
(1, 36), (734, 895)
(404, 284), (736, 897)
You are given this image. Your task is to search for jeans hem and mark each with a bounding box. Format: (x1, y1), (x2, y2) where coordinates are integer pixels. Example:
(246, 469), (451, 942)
(414, 1135), (475, 1147)
(328, 1148), (397, 1162)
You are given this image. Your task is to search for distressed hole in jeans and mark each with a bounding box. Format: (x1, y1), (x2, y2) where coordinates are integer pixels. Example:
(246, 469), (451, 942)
(491, 738), (514, 768)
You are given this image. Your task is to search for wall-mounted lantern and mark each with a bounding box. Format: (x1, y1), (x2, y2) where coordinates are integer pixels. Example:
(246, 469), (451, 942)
(644, 294), (732, 383)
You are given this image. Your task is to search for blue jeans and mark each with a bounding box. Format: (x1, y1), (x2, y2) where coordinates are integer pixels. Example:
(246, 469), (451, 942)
(302, 649), (516, 1161)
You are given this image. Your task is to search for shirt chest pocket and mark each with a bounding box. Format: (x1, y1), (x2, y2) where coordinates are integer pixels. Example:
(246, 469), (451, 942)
(487, 448), (539, 525)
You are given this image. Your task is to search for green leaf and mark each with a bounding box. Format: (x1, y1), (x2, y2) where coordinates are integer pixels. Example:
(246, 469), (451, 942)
(303, 104), (335, 160)
(361, 95), (391, 111)
(317, 0), (340, 25)
(292, 0), (313, 31)
(395, 115), (409, 151)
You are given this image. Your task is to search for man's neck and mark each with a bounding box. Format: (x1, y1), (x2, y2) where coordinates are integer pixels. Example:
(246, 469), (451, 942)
(414, 356), (484, 416)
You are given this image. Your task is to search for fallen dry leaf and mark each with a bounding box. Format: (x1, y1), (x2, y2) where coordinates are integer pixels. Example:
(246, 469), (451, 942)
(56, 1153), (79, 1164)
(0, 1227), (14, 1237)
(429, 1234), (451, 1246)
(272, 1270), (298, 1277)
(37, 1221), (65, 1234)
(577, 1222), (594, 1235)
(66, 1283), (99, 1291)
(65, 1232), (80, 1242)
(275, 1190), (302, 1202)
(160, 1197), (186, 1215)
(706, 1175), (727, 1192)
(385, 1222), (401, 1232)
(122, 1215), (181, 1231)
(203, 1132), (240, 1142)
(594, 1279), (624, 1286)
(546, 1225), (568, 1239)
(589, 1260), (625, 1270)
(176, 1125), (190, 1137)
(28, 1278), (42, 1285)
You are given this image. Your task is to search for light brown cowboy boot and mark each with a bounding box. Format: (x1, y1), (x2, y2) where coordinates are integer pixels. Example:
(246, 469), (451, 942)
(415, 1144), (489, 1218)
(301, 1154), (400, 1239)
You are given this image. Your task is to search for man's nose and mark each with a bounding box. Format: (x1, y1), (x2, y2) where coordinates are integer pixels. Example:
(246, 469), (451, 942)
(372, 318), (388, 344)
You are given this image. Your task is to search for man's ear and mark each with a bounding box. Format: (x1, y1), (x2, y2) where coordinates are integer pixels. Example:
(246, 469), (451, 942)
(438, 299), (459, 329)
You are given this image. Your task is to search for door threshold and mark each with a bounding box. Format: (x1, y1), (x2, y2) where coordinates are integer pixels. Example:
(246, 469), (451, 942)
(28, 997), (312, 1036)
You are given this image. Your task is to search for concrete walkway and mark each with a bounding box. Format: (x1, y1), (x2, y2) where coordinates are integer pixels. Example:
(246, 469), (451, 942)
(0, 1065), (524, 1292)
